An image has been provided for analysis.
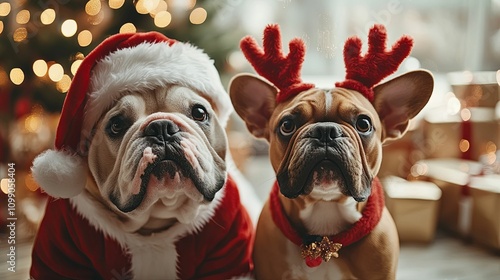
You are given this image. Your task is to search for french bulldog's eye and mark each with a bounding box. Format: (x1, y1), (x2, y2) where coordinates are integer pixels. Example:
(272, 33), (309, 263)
(355, 115), (372, 133)
(106, 115), (132, 139)
(191, 104), (209, 122)
(279, 119), (296, 136)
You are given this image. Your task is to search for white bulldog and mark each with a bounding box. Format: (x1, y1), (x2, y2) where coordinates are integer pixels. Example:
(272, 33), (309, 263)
(30, 32), (254, 279)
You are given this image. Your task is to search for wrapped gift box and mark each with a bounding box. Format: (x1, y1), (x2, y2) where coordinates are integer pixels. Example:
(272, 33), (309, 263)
(447, 71), (500, 108)
(469, 175), (500, 251)
(383, 176), (442, 243)
(423, 107), (499, 161)
(413, 158), (483, 236)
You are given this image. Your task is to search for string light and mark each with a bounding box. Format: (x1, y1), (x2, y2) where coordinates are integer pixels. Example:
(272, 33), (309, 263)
(16, 9), (30, 24)
(154, 11), (171, 28)
(460, 108), (471, 121)
(85, 0), (101, 16)
(145, 0), (160, 13)
(56, 74), (71, 93)
(120, 22), (136, 33)
(135, 0), (149, 14)
(13, 27), (28, 42)
(48, 63), (64, 82)
(25, 174), (39, 192)
(1, 179), (8, 194)
(149, 0), (168, 17)
(0, 2), (11, 17)
(25, 114), (42, 133)
(33, 59), (48, 77)
(78, 30), (93, 47)
(459, 139), (470, 153)
(0, 21), (3, 35)
(61, 19), (78, 37)
(175, 0), (196, 10)
(109, 0), (125, 9)
(189, 7), (207, 25)
(486, 141), (497, 154)
(71, 59), (83, 75)
(10, 68), (25, 85)
(40, 8), (56, 25)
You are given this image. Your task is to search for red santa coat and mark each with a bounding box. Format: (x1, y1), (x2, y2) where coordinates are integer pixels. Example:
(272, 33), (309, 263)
(31, 176), (254, 279)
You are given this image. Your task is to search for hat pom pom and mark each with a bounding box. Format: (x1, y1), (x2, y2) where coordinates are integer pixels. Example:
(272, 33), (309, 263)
(31, 150), (87, 198)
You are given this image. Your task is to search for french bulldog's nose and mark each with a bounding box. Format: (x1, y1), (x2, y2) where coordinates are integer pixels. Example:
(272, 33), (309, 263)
(309, 123), (343, 143)
(144, 120), (180, 141)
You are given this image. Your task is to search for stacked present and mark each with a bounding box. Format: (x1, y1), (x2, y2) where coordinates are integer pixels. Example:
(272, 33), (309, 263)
(383, 176), (441, 243)
(381, 70), (500, 248)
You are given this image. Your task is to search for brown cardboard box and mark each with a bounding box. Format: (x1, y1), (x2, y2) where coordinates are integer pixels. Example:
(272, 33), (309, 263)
(447, 71), (500, 108)
(469, 175), (500, 251)
(413, 158), (483, 235)
(383, 176), (442, 243)
(423, 107), (498, 161)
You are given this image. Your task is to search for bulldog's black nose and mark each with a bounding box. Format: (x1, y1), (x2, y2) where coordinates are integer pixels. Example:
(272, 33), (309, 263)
(309, 123), (343, 143)
(144, 120), (180, 141)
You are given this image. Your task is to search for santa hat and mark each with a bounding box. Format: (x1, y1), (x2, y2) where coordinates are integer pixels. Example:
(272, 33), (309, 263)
(31, 31), (232, 198)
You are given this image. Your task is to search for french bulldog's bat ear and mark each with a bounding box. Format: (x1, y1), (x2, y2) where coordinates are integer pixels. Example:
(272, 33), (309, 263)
(373, 70), (434, 142)
(229, 73), (278, 139)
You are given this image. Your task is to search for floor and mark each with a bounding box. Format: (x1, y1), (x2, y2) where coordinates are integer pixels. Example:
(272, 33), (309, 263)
(1, 156), (499, 280)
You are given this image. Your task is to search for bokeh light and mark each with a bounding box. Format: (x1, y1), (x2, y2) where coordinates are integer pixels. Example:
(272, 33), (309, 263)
(0, 2), (11, 17)
(56, 74), (72, 93)
(154, 11), (171, 28)
(61, 19), (78, 37)
(85, 0), (101, 16)
(78, 30), (93, 47)
(71, 59), (83, 75)
(10, 68), (25, 85)
(40, 8), (56, 25)
(13, 27), (28, 42)
(33, 60), (48, 77)
(16, 9), (30, 24)
(189, 7), (207, 25)
(109, 0), (125, 9)
(120, 22), (136, 33)
(48, 63), (64, 82)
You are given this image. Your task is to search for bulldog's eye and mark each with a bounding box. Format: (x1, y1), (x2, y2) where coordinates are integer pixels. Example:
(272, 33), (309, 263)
(279, 119), (296, 136)
(355, 115), (372, 133)
(106, 115), (132, 139)
(191, 104), (209, 122)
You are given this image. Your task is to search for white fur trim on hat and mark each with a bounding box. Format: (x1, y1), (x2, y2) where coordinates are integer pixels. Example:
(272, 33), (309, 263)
(82, 41), (232, 136)
(31, 150), (87, 198)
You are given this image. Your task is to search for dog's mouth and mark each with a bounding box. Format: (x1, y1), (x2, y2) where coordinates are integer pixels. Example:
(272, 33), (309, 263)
(277, 147), (369, 202)
(110, 145), (219, 213)
(303, 160), (348, 197)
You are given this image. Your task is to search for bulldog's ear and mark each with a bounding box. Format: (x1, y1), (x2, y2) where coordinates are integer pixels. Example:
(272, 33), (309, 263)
(373, 70), (433, 142)
(229, 73), (278, 139)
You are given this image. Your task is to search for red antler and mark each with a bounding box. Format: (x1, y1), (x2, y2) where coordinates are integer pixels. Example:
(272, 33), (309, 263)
(240, 24), (315, 103)
(335, 24), (413, 102)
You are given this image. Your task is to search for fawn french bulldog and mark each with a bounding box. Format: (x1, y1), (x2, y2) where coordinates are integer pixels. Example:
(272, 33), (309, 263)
(229, 24), (433, 279)
(31, 32), (254, 279)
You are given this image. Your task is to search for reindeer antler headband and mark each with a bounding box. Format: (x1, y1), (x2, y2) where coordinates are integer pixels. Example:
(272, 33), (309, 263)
(241, 24), (413, 103)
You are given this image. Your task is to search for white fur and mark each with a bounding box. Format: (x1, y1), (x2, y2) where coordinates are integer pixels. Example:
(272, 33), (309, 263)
(281, 195), (361, 279)
(324, 90), (332, 115)
(82, 41), (232, 139)
(300, 197), (362, 236)
(31, 149), (86, 198)
(70, 182), (226, 279)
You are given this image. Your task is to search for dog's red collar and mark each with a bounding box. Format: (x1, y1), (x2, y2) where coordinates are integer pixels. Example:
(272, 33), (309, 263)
(270, 177), (384, 267)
